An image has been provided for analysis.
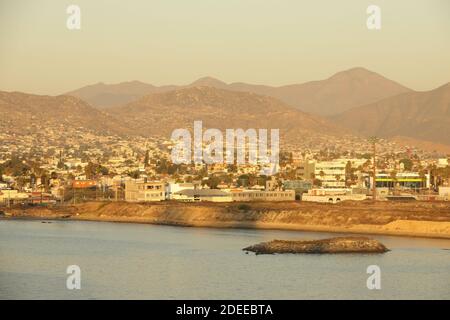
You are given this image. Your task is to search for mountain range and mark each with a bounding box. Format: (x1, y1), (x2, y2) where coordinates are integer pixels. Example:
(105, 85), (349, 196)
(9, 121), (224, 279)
(0, 91), (131, 136)
(333, 83), (450, 145)
(0, 87), (347, 144)
(66, 67), (411, 116)
(107, 86), (347, 141)
(65, 81), (178, 109)
(3, 67), (450, 149)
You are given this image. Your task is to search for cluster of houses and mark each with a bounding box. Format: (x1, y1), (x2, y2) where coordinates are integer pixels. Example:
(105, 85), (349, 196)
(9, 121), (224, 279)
(2, 175), (450, 206)
(122, 174), (450, 204)
(1, 150), (450, 206)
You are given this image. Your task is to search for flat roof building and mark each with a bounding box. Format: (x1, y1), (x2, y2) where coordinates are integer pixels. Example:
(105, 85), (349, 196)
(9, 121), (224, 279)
(125, 180), (165, 202)
(231, 190), (295, 202)
(173, 189), (232, 202)
(314, 160), (346, 188)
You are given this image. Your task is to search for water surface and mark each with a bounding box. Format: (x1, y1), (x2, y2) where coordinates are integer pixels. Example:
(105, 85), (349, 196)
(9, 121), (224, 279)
(0, 219), (449, 299)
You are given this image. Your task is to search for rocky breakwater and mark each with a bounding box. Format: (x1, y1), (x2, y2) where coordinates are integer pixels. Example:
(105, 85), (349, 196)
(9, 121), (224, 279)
(243, 236), (389, 254)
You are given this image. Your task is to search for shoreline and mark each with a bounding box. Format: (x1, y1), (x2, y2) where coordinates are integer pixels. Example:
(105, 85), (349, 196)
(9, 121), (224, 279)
(52, 217), (450, 240)
(10, 215), (450, 240)
(3, 200), (450, 240)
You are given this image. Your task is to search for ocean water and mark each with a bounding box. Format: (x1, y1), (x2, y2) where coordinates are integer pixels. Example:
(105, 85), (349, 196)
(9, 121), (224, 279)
(0, 219), (449, 299)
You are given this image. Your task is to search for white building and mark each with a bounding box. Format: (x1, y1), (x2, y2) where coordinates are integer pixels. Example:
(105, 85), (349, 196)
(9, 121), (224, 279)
(231, 190), (295, 202)
(437, 158), (449, 168)
(314, 160), (346, 188)
(439, 187), (450, 200)
(125, 180), (165, 202)
(372, 172), (430, 189)
(166, 182), (196, 199)
(302, 188), (366, 204)
(0, 189), (29, 205)
(173, 189), (233, 202)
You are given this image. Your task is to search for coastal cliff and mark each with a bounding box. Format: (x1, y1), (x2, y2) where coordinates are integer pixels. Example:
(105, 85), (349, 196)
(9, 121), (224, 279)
(4, 200), (450, 239)
(243, 237), (389, 254)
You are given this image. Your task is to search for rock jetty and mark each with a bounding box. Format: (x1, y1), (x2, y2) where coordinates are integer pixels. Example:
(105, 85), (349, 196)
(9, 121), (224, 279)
(243, 236), (389, 254)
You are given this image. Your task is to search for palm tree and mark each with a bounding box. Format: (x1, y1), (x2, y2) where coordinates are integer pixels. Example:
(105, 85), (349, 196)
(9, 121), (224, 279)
(368, 136), (379, 201)
(390, 170), (398, 194)
(335, 174), (342, 185)
(319, 170), (325, 179)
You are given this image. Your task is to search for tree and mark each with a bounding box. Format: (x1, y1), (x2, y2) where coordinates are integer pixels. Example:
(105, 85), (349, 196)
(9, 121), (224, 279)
(205, 176), (221, 189)
(390, 170), (398, 192)
(399, 158), (413, 171)
(319, 170), (325, 179)
(313, 178), (322, 187)
(85, 162), (109, 179)
(419, 170), (427, 189)
(57, 160), (65, 169)
(237, 174), (250, 187)
(41, 173), (50, 192)
(30, 173), (36, 187)
(129, 170), (140, 179)
(155, 158), (169, 174)
(144, 150), (150, 168)
(345, 161), (357, 187)
(227, 164), (237, 173)
(2, 157), (31, 176)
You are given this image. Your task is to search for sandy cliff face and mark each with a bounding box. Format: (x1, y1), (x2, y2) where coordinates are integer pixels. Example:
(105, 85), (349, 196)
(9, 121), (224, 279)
(6, 201), (450, 239)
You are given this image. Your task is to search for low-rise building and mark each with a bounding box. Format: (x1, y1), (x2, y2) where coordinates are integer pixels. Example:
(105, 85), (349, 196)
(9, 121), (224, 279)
(231, 190), (295, 202)
(296, 160), (315, 180)
(302, 188), (366, 204)
(314, 160), (346, 188)
(371, 172), (430, 190)
(125, 180), (165, 202)
(166, 182), (197, 199)
(0, 189), (29, 205)
(173, 189), (232, 202)
(265, 176), (280, 191)
(283, 180), (313, 199)
(439, 187), (450, 200)
(437, 158), (449, 168)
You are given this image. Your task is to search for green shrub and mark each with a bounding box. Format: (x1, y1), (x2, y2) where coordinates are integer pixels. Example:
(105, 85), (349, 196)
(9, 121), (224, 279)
(237, 204), (251, 211)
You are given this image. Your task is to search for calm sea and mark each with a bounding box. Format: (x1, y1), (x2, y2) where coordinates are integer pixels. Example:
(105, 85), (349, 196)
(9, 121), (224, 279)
(0, 219), (449, 299)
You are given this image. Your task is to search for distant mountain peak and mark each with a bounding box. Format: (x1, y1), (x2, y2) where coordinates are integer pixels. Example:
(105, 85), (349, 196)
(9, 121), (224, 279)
(328, 67), (379, 80)
(437, 82), (450, 90)
(344, 66), (372, 73)
(189, 76), (227, 87)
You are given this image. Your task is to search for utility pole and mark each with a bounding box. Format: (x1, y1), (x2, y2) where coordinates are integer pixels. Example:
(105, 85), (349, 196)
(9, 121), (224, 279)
(369, 137), (378, 202)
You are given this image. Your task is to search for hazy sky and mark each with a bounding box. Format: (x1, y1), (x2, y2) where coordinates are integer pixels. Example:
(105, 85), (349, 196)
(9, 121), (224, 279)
(1, 0), (449, 95)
